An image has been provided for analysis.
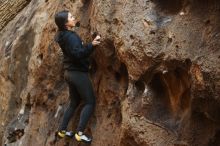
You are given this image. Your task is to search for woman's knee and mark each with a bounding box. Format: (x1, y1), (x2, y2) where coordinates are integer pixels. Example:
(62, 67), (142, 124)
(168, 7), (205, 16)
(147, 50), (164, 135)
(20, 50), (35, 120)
(85, 96), (96, 107)
(69, 99), (80, 108)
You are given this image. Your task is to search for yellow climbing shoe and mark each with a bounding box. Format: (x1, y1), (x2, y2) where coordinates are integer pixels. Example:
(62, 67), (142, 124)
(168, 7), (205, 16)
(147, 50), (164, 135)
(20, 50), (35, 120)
(57, 130), (74, 138)
(75, 132), (92, 143)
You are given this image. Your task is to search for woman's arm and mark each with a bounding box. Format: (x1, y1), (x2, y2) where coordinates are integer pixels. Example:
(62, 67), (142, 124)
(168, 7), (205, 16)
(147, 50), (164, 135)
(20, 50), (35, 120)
(65, 33), (94, 59)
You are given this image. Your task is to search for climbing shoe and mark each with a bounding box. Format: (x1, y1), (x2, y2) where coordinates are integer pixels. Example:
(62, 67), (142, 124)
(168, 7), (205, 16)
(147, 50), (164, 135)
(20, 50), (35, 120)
(75, 132), (92, 143)
(56, 130), (74, 138)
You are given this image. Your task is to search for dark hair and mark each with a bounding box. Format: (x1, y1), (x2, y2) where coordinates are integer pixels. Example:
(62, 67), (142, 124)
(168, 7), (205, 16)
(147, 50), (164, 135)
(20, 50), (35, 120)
(55, 10), (69, 31)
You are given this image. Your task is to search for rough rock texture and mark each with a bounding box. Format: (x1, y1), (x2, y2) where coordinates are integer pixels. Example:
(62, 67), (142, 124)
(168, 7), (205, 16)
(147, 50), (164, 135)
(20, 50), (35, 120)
(0, 0), (220, 146)
(0, 0), (31, 31)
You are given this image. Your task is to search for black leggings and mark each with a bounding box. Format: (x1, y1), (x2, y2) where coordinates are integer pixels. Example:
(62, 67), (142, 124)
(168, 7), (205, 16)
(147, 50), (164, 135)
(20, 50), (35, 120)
(59, 70), (96, 132)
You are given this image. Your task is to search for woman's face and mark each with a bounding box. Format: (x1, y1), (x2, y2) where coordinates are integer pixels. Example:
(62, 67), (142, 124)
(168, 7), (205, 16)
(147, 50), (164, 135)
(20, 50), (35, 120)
(65, 12), (77, 28)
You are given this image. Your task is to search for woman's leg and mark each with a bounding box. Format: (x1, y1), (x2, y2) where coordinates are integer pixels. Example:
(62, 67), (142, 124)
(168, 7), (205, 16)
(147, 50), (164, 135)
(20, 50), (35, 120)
(70, 71), (96, 133)
(58, 73), (81, 131)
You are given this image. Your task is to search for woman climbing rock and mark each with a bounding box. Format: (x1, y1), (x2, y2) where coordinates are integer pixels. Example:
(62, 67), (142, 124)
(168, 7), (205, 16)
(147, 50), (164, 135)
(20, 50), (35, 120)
(54, 10), (101, 143)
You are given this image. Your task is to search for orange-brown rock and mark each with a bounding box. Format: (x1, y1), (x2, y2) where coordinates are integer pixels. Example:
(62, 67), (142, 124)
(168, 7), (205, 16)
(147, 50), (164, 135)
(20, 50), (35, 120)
(0, 0), (219, 146)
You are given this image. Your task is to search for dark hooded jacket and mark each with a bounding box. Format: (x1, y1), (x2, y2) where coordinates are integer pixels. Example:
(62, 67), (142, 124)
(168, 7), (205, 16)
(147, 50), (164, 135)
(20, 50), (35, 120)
(55, 30), (94, 72)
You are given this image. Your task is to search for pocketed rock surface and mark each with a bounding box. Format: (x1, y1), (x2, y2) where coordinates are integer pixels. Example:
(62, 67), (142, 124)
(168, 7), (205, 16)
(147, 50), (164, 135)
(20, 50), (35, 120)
(0, 0), (219, 146)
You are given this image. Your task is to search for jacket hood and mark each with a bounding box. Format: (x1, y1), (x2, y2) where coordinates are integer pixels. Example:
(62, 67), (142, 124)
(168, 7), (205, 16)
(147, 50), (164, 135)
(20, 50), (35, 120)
(54, 31), (66, 43)
(54, 30), (74, 43)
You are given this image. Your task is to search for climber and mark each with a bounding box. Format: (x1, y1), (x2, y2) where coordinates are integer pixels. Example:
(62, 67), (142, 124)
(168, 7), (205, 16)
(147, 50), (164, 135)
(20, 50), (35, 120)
(54, 10), (101, 143)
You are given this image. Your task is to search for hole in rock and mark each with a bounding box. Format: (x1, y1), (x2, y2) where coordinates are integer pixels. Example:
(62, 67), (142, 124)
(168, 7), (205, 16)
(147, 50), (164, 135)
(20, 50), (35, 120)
(7, 129), (24, 143)
(37, 53), (43, 60)
(142, 65), (192, 130)
(146, 73), (171, 121)
(119, 63), (129, 95)
(151, 0), (184, 14)
(135, 80), (145, 94)
(130, 35), (135, 39)
(149, 30), (156, 35)
(113, 63), (129, 83)
(205, 19), (211, 25)
(115, 72), (121, 81)
(48, 92), (55, 100)
(113, 18), (119, 25)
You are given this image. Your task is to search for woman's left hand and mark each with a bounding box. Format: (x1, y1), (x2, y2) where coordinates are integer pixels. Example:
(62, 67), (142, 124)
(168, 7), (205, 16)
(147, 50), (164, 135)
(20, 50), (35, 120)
(92, 35), (101, 46)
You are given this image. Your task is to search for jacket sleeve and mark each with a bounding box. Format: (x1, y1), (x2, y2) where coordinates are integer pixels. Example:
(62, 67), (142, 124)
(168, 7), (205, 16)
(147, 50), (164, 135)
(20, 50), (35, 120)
(65, 33), (94, 59)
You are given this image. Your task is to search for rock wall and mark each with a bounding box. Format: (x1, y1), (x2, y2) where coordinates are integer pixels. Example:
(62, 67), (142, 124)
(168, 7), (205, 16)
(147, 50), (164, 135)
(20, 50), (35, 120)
(0, 0), (31, 31)
(0, 0), (219, 146)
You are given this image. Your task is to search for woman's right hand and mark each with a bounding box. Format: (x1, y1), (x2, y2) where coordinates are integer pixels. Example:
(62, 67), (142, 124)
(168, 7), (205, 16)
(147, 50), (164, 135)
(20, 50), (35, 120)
(92, 35), (101, 46)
